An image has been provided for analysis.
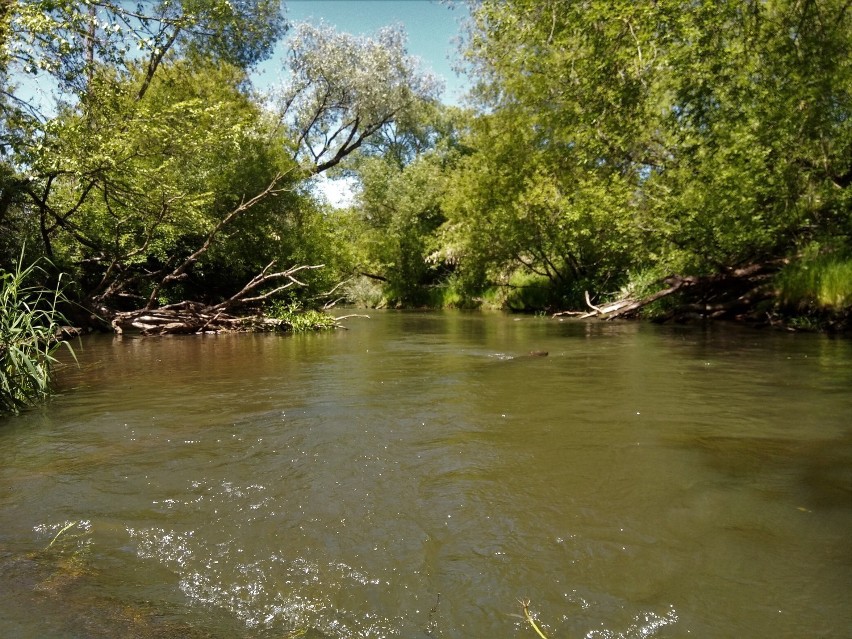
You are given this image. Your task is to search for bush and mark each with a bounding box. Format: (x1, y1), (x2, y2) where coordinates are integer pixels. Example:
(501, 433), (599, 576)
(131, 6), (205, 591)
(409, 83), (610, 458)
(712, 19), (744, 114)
(342, 275), (386, 308)
(265, 300), (338, 333)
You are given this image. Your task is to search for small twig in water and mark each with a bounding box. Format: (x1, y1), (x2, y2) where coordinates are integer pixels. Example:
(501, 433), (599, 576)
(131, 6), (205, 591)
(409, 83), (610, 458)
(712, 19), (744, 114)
(47, 521), (78, 549)
(519, 599), (550, 639)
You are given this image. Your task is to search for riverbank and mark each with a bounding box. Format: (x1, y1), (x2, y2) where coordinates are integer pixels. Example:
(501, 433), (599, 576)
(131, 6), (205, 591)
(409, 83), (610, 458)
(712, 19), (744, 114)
(345, 259), (852, 334)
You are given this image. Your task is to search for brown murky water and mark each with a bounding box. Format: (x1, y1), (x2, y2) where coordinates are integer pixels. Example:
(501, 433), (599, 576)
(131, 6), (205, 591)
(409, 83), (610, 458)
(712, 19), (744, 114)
(1, 311), (850, 638)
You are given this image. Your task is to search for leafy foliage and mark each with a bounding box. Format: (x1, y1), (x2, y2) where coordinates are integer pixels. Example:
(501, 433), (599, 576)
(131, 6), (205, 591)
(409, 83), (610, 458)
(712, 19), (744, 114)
(23, 59), (298, 310)
(4, 0), (285, 96)
(433, 0), (852, 315)
(641, 0), (852, 271)
(439, 0), (659, 306)
(1, 1), (441, 330)
(344, 105), (469, 306)
(3, 0), (849, 331)
(265, 299), (338, 333)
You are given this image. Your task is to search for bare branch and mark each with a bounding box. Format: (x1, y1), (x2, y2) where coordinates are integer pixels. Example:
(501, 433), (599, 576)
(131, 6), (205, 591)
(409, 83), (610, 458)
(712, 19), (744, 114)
(211, 263), (325, 312)
(137, 25), (182, 101)
(147, 171), (292, 308)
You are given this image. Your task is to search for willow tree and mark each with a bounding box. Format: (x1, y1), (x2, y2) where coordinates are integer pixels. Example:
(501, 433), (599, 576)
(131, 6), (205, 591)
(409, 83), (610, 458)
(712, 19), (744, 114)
(267, 23), (448, 308)
(272, 23), (442, 176)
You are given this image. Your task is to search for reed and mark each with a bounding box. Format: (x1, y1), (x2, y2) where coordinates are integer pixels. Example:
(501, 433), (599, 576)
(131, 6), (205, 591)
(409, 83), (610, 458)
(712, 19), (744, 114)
(0, 254), (74, 415)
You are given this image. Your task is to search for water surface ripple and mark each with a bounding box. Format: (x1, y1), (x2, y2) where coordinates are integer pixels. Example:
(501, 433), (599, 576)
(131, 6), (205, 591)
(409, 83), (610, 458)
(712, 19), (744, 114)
(1, 311), (850, 638)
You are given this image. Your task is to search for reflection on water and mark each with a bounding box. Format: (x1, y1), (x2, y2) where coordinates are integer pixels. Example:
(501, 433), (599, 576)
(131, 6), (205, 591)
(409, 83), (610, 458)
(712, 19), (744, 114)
(1, 312), (850, 638)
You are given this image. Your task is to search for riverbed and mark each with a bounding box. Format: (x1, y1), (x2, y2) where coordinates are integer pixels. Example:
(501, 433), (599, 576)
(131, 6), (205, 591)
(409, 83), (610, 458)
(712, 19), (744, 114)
(1, 311), (850, 638)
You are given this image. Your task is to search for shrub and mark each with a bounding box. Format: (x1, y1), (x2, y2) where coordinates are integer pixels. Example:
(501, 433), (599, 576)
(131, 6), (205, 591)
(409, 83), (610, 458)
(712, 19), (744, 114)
(265, 300), (338, 333)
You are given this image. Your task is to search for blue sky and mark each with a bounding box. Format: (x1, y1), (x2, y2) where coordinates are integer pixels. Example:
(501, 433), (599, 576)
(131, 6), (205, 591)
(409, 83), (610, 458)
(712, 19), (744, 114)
(256, 0), (471, 105)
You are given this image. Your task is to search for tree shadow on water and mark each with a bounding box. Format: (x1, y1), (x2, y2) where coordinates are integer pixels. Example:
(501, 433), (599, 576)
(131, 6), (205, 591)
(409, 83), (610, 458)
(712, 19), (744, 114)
(686, 430), (852, 511)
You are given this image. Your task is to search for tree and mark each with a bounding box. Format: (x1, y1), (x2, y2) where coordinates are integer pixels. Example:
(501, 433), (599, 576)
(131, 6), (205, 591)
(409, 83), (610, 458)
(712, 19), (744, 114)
(345, 104), (471, 306)
(447, 0), (851, 318)
(354, 154), (448, 305)
(3, 0), (285, 100)
(2, 4), (444, 332)
(441, 0), (656, 308)
(272, 22), (442, 176)
(22, 60), (292, 308)
(264, 22), (449, 308)
(1, 0), (287, 271)
(643, 0), (852, 269)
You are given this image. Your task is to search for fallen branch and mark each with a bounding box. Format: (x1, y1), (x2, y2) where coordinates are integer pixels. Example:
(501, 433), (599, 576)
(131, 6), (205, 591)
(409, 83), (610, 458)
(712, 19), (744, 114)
(551, 309), (587, 317)
(80, 172), (296, 314)
(109, 263), (325, 336)
(212, 262), (324, 312)
(584, 290), (603, 313)
(604, 276), (695, 319)
(333, 314), (371, 321)
(317, 276), (355, 309)
(552, 259), (787, 324)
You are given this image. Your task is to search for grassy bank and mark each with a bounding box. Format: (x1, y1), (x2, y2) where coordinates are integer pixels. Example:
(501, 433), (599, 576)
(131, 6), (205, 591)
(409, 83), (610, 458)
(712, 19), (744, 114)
(776, 250), (852, 331)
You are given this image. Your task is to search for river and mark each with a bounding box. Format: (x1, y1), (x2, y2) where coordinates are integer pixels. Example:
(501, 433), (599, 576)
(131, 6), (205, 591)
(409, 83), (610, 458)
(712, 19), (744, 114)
(1, 311), (850, 638)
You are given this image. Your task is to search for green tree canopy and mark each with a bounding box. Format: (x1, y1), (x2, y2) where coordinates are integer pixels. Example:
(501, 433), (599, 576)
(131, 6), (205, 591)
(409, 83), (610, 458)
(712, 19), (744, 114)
(438, 0), (851, 313)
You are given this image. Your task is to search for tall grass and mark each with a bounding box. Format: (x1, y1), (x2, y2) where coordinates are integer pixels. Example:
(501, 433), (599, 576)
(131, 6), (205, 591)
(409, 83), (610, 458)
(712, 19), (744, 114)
(777, 251), (852, 311)
(1, 254), (74, 415)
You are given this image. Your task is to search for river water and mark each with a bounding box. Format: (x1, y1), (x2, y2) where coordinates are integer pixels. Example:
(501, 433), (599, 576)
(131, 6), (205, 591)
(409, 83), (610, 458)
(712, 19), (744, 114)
(0, 311), (850, 638)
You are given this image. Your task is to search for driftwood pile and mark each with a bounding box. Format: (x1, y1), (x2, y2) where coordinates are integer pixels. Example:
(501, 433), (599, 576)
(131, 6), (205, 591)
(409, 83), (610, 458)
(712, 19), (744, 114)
(107, 263), (325, 336)
(110, 301), (288, 336)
